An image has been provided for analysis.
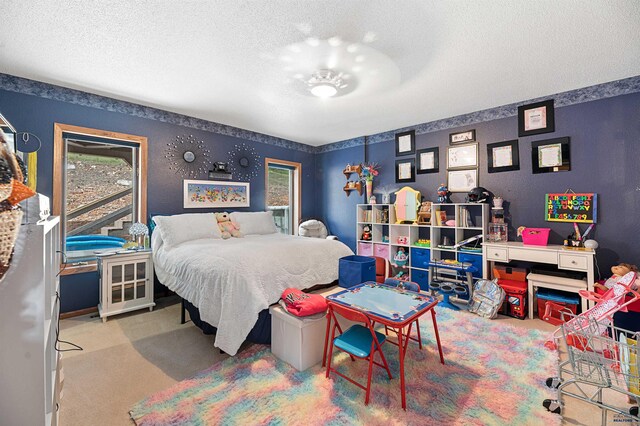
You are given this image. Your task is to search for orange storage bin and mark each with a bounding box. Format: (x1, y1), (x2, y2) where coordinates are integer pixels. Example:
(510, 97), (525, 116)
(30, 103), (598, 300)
(493, 266), (527, 282)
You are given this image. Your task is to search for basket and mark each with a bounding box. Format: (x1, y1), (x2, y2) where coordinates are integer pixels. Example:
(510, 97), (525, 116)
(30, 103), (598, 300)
(521, 227), (550, 246)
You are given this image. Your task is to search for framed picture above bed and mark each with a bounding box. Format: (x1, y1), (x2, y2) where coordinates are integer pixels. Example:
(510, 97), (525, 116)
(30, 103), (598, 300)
(183, 179), (250, 208)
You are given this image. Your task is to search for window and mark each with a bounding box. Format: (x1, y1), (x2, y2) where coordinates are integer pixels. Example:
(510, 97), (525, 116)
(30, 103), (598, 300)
(265, 158), (301, 235)
(53, 124), (147, 273)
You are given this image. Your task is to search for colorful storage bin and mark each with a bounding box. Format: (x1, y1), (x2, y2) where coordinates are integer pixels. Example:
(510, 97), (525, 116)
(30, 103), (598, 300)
(373, 243), (389, 260)
(410, 247), (431, 269)
(521, 228), (550, 246)
(459, 253), (483, 279)
(338, 255), (376, 288)
(357, 242), (373, 256)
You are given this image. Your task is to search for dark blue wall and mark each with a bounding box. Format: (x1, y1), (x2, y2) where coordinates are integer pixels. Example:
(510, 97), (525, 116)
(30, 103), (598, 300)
(0, 88), (316, 312)
(317, 92), (640, 274)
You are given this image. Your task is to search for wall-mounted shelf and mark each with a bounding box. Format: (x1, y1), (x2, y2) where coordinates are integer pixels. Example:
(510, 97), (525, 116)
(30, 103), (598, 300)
(343, 181), (363, 196)
(343, 164), (362, 179)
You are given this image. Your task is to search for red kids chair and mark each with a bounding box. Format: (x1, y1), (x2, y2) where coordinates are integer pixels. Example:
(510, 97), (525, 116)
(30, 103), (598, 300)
(373, 256), (390, 283)
(325, 301), (393, 405)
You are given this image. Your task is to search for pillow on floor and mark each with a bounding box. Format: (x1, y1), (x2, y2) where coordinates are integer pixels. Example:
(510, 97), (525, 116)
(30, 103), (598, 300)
(230, 211), (277, 235)
(153, 213), (221, 248)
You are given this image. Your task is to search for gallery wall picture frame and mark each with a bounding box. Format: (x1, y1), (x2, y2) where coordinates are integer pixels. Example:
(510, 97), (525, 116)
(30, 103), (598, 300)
(447, 169), (478, 192)
(487, 140), (520, 173)
(518, 99), (555, 137)
(183, 179), (250, 208)
(447, 142), (478, 170)
(395, 158), (415, 183)
(531, 137), (571, 174)
(395, 130), (415, 156)
(449, 129), (476, 145)
(416, 147), (439, 174)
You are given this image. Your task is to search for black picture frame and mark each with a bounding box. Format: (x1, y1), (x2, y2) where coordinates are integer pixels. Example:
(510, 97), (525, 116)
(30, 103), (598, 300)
(449, 129), (476, 145)
(395, 158), (415, 183)
(416, 147), (439, 174)
(518, 99), (555, 137)
(531, 137), (571, 174)
(487, 140), (520, 173)
(395, 130), (415, 156)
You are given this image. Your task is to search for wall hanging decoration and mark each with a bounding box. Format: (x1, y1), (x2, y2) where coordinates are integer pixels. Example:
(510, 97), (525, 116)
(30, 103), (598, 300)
(447, 169), (478, 192)
(183, 180), (250, 209)
(545, 192), (597, 223)
(165, 134), (212, 178)
(342, 163), (363, 196)
(416, 147), (439, 174)
(395, 158), (415, 183)
(487, 140), (519, 173)
(395, 130), (415, 156)
(360, 162), (379, 202)
(227, 142), (261, 181)
(518, 99), (555, 137)
(447, 143), (478, 170)
(531, 137), (570, 174)
(449, 129), (476, 145)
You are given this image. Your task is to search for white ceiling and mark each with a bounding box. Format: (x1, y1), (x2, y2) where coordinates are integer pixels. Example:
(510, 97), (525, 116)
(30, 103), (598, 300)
(1, 1), (639, 146)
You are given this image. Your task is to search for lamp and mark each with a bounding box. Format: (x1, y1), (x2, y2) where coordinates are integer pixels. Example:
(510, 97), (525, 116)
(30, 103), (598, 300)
(307, 69), (346, 98)
(128, 222), (149, 249)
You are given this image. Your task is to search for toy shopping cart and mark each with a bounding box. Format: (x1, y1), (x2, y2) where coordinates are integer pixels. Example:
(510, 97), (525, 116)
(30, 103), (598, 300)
(543, 314), (640, 423)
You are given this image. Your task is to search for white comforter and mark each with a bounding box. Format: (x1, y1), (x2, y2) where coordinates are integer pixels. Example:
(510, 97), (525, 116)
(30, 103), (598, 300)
(152, 232), (353, 355)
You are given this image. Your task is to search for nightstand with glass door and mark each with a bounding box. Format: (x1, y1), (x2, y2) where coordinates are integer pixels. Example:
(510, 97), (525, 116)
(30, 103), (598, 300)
(97, 250), (155, 322)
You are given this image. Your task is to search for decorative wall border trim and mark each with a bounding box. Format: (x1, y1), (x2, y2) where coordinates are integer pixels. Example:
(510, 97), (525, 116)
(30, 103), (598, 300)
(0, 73), (316, 153)
(316, 75), (640, 153)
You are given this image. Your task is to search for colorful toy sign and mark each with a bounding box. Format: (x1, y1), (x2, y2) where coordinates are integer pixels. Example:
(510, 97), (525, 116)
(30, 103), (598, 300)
(545, 193), (597, 223)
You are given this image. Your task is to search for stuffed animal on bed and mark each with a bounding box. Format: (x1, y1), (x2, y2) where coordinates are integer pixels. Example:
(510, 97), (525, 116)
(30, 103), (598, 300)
(215, 212), (242, 239)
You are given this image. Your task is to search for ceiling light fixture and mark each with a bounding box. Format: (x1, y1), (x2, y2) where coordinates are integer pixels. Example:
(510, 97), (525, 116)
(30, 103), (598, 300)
(307, 69), (347, 98)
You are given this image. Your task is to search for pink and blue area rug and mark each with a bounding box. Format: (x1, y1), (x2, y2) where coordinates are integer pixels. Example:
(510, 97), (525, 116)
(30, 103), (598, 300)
(130, 308), (560, 426)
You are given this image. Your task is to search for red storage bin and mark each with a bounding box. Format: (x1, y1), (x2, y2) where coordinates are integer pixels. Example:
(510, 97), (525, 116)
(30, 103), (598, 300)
(493, 266), (527, 282)
(521, 228), (550, 246)
(536, 289), (580, 324)
(497, 279), (527, 319)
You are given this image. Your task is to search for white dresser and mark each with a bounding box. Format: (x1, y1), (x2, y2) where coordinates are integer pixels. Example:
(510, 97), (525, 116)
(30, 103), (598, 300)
(0, 215), (62, 426)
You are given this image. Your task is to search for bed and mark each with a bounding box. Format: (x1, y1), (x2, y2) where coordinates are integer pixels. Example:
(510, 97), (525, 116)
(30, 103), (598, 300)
(151, 213), (353, 355)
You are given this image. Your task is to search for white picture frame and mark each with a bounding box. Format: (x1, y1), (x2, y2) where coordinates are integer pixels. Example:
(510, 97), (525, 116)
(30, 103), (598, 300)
(447, 143), (478, 170)
(183, 180), (250, 208)
(447, 169), (478, 192)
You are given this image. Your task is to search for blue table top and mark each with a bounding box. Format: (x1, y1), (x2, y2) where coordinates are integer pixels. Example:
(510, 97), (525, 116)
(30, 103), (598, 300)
(327, 282), (437, 324)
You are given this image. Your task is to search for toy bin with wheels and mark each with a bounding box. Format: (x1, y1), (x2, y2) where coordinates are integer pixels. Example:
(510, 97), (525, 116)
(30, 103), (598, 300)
(338, 255), (376, 288)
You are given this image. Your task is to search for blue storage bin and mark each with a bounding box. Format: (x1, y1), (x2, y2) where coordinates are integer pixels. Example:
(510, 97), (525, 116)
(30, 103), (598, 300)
(536, 288), (580, 305)
(458, 252), (483, 278)
(411, 247), (431, 269)
(338, 255), (376, 288)
(411, 269), (429, 291)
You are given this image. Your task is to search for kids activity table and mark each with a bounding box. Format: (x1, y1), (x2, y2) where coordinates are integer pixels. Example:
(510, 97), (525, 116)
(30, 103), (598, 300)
(323, 282), (445, 410)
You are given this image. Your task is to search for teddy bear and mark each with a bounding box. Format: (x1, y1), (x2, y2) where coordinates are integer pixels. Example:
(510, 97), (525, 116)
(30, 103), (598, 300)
(215, 212), (242, 239)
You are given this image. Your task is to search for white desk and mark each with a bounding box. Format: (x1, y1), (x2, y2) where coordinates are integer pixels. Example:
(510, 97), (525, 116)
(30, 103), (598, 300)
(483, 242), (595, 318)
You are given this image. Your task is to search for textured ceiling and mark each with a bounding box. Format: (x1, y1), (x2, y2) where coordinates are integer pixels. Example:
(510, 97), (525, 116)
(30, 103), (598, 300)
(1, 1), (639, 146)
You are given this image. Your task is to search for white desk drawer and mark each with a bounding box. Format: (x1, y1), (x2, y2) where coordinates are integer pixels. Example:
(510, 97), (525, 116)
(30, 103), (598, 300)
(509, 248), (557, 264)
(559, 253), (588, 271)
(487, 247), (508, 262)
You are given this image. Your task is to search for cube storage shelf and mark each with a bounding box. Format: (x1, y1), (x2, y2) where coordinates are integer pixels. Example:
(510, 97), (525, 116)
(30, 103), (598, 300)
(356, 203), (489, 291)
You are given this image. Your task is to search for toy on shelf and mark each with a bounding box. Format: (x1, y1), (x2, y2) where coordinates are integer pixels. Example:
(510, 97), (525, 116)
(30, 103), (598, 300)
(465, 187), (491, 203)
(437, 184), (451, 203)
(394, 186), (421, 224)
(393, 247), (408, 266)
(382, 235), (389, 243)
(369, 195), (377, 204)
(415, 239), (431, 247)
(342, 163), (362, 179)
(361, 225), (372, 241)
(397, 236), (408, 245)
(445, 219), (456, 227)
(417, 200), (432, 224)
(343, 181), (363, 196)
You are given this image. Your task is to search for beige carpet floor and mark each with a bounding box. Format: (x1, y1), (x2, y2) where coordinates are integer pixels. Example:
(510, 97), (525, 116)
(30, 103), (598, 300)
(59, 292), (633, 425)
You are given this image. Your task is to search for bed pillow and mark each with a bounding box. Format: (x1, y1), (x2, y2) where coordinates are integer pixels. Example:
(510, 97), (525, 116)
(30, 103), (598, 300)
(153, 213), (221, 248)
(230, 211), (278, 235)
